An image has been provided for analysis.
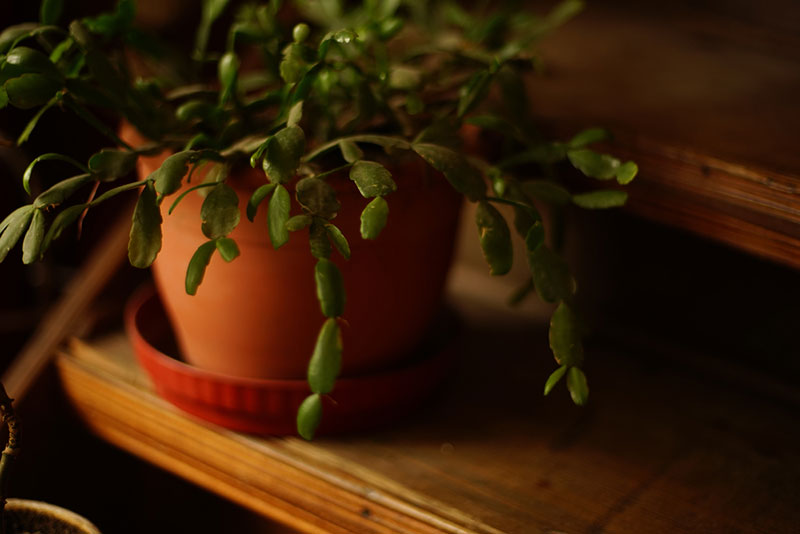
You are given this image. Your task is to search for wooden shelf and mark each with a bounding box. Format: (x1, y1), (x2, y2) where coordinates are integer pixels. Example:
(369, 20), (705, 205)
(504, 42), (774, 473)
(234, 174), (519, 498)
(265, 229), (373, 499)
(528, 3), (800, 269)
(54, 286), (800, 534)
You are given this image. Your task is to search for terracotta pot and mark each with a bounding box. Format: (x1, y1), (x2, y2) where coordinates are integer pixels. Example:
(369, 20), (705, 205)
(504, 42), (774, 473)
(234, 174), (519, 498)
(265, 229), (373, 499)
(4, 499), (101, 534)
(130, 133), (463, 379)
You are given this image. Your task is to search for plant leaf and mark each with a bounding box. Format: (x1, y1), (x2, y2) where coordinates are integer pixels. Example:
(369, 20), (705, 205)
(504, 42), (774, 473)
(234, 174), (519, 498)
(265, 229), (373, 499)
(286, 214), (312, 231)
(519, 180), (572, 206)
(217, 51), (239, 102)
(349, 161), (396, 198)
(527, 245), (575, 303)
(307, 318), (342, 394)
(413, 143), (485, 201)
(41, 204), (85, 253)
(315, 257), (345, 318)
(458, 69), (493, 117)
(0, 205), (34, 262)
(263, 126), (305, 184)
(525, 220), (545, 253)
(296, 177), (340, 219)
(325, 224), (350, 260)
(246, 183), (276, 222)
(566, 367), (589, 405)
(4, 46), (61, 78)
(34, 174), (94, 209)
(572, 189), (628, 209)
(201, 182), (240, 239)
(185, 240), (217, 295)
(567, 149), (620, 180)
(287, 100), (303, 127)
(360, 196), (388, 240)
(309, 220), (331, 259)
(549, 301), (584, 367)
(128, 182), (162, 268)
(21, 208), (45, 264)
(40, 0), (64, 25)
(151, 151), (195, 196)
(4, 73), (61, 109)
(616, 161), (638, 185)
(339, 140), (363, 163)
(543, 365), (568, 396)
(268, 184), (290, 248)
(215, 236), (239, 262)
(475, 201), (512, 276)
(88, 149), (137, 180)
(296, 393), (322, 440)
(568, 128), (609, 148)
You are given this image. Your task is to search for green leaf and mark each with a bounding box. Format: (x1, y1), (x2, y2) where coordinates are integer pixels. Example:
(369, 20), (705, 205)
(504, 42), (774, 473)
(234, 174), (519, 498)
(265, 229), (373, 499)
(339, 140), (363, 163)
(567, 149), (620, 180)
(458, 70), (493, 117)
(0, 86), (7, 109)
(34, 174), (94, 209)
(0, 205), (34, 262)
(185, 240), (217, 295)
(41, 204), (85, 253)
(4, 73), (61, 109)
(296, 394), (322, 440)
(263, 126), (305, 184)
(0, 24), (38, 55)
(568, 128), (609, 148)
(543, 365), (568, 396)
(572, 189), (628, 209)
(296, 177), (340, 219)
(88, 149), (137, 179)
(21, 208), (45, 264)
(268, 184), (290, 248)
(528, 245), (575, 303)
(215, 236), (240, 262)
(388, 66), (421, 90)
(525, 220), (545, 253)
(315, 258), (345, 318)
(246, 183), (276, 222)
(566, 367), (589, 405)
(40, 0), (64, 25)
(218, 51), (239, 101)
(475, 201), (512, 276)
(309, 220), (331, 259)
(280, 43), (308, 84)
(616, 161), (638, 185)
(325, 224), (350, 260)
(349, 161), (396, 198)
(286, 214), (312, 231)
(360, 196), (388, 240)
(128, 182), (162, 268)
(23, 154), (89, 195)
(4, 47), (61, 78)
(195, 0), (230, 58)
(413, 143), (485, 201)
(307, 318), (342, 394)
(151, 151), (195, 196)
(201, 183), (240, 239)
(549, 302), (584, 367)
(519, 180), (572, 207)
(175, 99), (217, 122)
(287, 100), (303, 127)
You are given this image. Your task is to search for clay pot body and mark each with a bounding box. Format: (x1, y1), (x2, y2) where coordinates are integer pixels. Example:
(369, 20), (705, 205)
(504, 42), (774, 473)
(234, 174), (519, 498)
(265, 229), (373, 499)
(4, 499), (101, 534)
(137, 150), (462, 379)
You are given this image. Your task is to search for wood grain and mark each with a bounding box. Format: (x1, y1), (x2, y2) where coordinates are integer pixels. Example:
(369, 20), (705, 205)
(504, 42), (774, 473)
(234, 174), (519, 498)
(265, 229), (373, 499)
(55, 295), (800, 533)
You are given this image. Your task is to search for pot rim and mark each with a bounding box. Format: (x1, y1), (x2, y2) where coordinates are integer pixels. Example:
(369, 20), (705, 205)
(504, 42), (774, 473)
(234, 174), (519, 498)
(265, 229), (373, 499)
(5, 498), (101, 534)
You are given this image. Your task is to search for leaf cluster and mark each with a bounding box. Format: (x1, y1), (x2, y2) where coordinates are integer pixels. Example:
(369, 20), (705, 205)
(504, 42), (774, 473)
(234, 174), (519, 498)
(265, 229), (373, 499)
(0, 0), (638, 439)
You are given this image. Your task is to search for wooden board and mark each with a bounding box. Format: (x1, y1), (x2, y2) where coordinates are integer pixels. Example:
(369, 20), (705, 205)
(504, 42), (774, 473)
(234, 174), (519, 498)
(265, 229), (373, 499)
(527, 3), (800, 269)
(55, 290), (800, 534)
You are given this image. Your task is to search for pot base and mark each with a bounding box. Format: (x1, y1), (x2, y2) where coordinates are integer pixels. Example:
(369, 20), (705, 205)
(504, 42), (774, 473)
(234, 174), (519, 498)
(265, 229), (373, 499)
(125, 286), (459, 436)
(4, 499), (101, 534)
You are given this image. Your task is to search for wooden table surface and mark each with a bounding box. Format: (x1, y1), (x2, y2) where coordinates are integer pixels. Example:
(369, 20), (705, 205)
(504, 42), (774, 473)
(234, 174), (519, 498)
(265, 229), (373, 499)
(54, 284), (800, 534)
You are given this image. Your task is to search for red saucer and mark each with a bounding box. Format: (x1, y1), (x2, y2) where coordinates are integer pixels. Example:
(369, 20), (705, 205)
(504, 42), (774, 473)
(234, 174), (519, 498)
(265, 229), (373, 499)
(125, 286), (459, 436)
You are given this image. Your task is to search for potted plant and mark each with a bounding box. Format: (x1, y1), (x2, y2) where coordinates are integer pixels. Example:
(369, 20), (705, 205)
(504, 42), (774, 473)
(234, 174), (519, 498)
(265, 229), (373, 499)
(0, 384), (101, 534)
(0, 0), (637, 439)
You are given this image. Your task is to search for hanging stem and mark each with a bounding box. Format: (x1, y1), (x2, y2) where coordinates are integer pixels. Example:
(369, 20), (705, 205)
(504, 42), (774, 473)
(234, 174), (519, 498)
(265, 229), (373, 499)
(0, 383), (20, 534)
